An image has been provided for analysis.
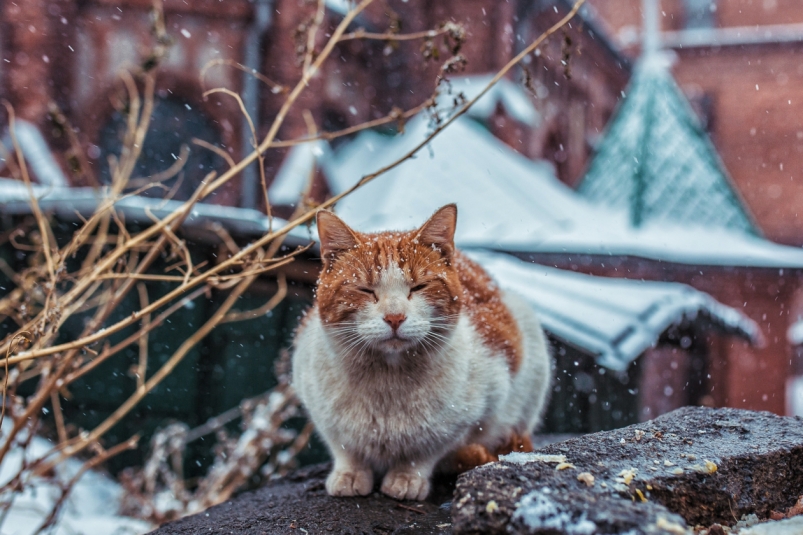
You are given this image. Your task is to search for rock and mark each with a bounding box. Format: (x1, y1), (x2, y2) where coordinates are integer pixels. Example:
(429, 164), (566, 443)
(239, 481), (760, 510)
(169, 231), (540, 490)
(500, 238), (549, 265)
(739, 516), (803, 535)
(150, 463), (454, 534)
(452, 406), (803, 534)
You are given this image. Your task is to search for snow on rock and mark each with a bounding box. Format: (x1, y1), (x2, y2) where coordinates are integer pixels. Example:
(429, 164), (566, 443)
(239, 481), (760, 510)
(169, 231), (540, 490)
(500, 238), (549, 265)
(512, 489), (596, 535)
(0, 428), (151, 535)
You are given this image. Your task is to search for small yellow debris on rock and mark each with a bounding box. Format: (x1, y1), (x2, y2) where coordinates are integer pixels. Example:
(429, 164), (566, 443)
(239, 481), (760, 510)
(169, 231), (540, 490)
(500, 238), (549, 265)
(485, 500), (499, 514)
(617, 468), (637, 485)
(672, 467), (684, 475)
(664, 460), (675, 467)
(655, 516), (689, 534)
(634, 429), (645, 441)
(635, 488), (648, 502)
(556, 462), (576, 470)
(690, 461), (718, 474)
(577, 472), (595, 487)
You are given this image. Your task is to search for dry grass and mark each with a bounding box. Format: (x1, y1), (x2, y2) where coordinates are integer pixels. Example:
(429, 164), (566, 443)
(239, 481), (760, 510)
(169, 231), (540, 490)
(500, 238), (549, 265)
(0, 0), (584, 529)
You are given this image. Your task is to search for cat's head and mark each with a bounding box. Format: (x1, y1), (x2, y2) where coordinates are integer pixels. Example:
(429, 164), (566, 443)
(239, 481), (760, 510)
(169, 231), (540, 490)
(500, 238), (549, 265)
(315, 204), (462, 357)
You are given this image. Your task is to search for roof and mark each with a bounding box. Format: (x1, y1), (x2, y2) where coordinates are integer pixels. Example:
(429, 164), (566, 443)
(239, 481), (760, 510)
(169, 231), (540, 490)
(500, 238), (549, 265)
(1, 120), (68, 188)
(437, 75), (539, 126)
(268, 140), (330, 206)
(468, 250), (762, 370)
(788, 319), (803, 346)
(577, 55), (758, 234)
(320, 113), (803, 268)
(0, 179), (314, 248)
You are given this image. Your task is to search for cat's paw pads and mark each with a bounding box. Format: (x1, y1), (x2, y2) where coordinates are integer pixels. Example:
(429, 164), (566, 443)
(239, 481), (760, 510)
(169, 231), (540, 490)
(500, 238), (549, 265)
(326, 469), (373, 497)
(381, 471), (430, 501)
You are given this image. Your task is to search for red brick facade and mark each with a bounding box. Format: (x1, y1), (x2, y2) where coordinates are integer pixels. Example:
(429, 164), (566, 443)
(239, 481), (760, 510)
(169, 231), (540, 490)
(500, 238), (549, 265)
(2, 0), (802, 417)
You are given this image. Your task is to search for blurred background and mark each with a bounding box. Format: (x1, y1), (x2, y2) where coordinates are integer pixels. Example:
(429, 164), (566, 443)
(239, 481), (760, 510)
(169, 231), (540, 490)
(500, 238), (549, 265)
(2, 0), (803, 529)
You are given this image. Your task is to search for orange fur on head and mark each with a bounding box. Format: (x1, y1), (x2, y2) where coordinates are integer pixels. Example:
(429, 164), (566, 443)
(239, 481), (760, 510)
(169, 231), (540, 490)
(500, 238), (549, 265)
(315, 205), (522, 372)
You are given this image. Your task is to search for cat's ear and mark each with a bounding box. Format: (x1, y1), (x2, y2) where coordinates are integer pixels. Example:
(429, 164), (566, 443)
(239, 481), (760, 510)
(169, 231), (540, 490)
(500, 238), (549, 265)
(415, 204), (457, 257)
(317, 210), (360, 262)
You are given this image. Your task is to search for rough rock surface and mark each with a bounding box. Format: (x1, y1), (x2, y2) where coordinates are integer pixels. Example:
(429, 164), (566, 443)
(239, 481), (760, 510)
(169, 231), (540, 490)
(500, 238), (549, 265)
(453, 406), (803, 534)
(151, 407), (803, 534)
(150, 463), (454, 534)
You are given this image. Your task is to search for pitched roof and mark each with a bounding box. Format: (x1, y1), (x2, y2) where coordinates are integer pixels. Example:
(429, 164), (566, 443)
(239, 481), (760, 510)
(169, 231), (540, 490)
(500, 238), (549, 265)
(469, 251), (761, 370)
(577, 55), (758, 234)
(319, 113), (803, 267)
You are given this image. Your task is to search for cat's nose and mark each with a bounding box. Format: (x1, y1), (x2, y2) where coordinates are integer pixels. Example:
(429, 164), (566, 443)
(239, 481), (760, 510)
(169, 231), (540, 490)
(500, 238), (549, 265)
(383, 313), (407, 331)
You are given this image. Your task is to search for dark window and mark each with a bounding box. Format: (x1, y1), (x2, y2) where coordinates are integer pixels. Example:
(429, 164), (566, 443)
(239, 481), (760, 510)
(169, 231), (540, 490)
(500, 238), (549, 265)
(97, 96), (226, 201)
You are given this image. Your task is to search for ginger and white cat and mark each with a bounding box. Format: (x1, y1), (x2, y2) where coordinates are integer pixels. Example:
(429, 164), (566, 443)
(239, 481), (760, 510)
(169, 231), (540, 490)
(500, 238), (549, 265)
(291, 204), (552, 501)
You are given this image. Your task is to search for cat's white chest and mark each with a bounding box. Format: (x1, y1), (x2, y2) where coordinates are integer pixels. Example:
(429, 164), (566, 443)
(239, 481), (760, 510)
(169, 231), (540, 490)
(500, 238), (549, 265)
(292, 311), (495, 467)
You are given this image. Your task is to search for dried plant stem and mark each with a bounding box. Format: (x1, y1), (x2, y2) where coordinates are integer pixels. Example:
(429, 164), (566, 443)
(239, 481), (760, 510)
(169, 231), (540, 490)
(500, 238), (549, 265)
(35, 275), (256, 475)
(136, 283), (151, 390)
(3, 0), (584, 366)
(338, 28), (449, 42)
(34, 435), (139, 534)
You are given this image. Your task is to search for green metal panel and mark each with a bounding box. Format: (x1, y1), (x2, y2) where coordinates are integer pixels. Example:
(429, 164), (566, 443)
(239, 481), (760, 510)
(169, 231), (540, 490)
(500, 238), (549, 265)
(577, 60), (758, 234)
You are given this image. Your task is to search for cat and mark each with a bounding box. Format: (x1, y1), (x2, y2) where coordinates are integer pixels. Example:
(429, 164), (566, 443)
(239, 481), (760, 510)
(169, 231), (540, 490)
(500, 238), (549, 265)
(291, 204), (552, 501)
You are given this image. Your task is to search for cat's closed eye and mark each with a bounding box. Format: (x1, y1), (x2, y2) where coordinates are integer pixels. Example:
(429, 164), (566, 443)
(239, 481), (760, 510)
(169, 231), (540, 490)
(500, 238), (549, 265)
(357, 287), (378, 301)
(409, 283), (428, 295)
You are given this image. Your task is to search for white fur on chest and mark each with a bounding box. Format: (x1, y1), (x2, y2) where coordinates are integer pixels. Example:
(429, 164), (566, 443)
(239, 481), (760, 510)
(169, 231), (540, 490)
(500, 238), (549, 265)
(292, 310), (512, 469)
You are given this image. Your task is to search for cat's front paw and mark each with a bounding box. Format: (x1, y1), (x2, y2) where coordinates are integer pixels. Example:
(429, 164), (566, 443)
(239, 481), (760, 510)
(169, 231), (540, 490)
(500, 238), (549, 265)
(326, 468), (373, 497)
(381, 470), (430, 501)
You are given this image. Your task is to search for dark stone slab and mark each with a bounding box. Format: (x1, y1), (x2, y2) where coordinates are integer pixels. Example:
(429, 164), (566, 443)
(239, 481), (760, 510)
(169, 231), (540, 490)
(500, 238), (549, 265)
(452, 406), (803, 534)
(150, 463), (454, 535)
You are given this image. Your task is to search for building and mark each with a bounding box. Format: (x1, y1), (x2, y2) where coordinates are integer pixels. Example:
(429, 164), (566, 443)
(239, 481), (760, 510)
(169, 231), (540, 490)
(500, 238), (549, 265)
(3, 0), (803, 459)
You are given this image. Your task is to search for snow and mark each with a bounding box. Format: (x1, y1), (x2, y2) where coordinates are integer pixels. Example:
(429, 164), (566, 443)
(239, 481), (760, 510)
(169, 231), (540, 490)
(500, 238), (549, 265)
(787, 376), (803, 417)
(268, 140), (330, 205)
(436, 74), (539, 125)
(467, 251), (761, 371)
(787, 318), (803, 345)
(324, 0), (355, 16)
(512, 489), (596, 535)
(0, 428), (151, 535)
(321, 113), (803, 268)
(0, 178), (313, 248)
(1, 120), (68, 187)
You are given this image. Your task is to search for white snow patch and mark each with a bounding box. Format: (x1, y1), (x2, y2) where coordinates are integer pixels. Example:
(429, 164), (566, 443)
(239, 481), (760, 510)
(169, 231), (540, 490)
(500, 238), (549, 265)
(0, 427), (151, 535)
(499, 452), (567, 464)
(513, 489), (596, 535)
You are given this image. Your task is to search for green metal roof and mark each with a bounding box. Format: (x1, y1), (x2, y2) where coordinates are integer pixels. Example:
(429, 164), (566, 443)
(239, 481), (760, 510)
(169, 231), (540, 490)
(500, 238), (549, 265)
(577, 57), (758, 235)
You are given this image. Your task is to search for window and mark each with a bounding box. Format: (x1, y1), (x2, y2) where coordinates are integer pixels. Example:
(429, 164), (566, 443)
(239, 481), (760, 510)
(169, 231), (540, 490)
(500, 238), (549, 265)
(97, 96), (226, 201)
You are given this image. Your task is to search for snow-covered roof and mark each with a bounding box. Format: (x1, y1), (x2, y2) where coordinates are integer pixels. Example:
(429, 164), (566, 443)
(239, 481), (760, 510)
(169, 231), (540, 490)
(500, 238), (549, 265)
(468, 250), (762, 370)
(1, 120), (68, 188)
(437, 75), (539, 126)
(268, 140), (330, 206)
(321, 113), (803, 268)
(788, 319), (803, 346)
(0, 179), (313, 247)
(578, 55), (757, 234)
